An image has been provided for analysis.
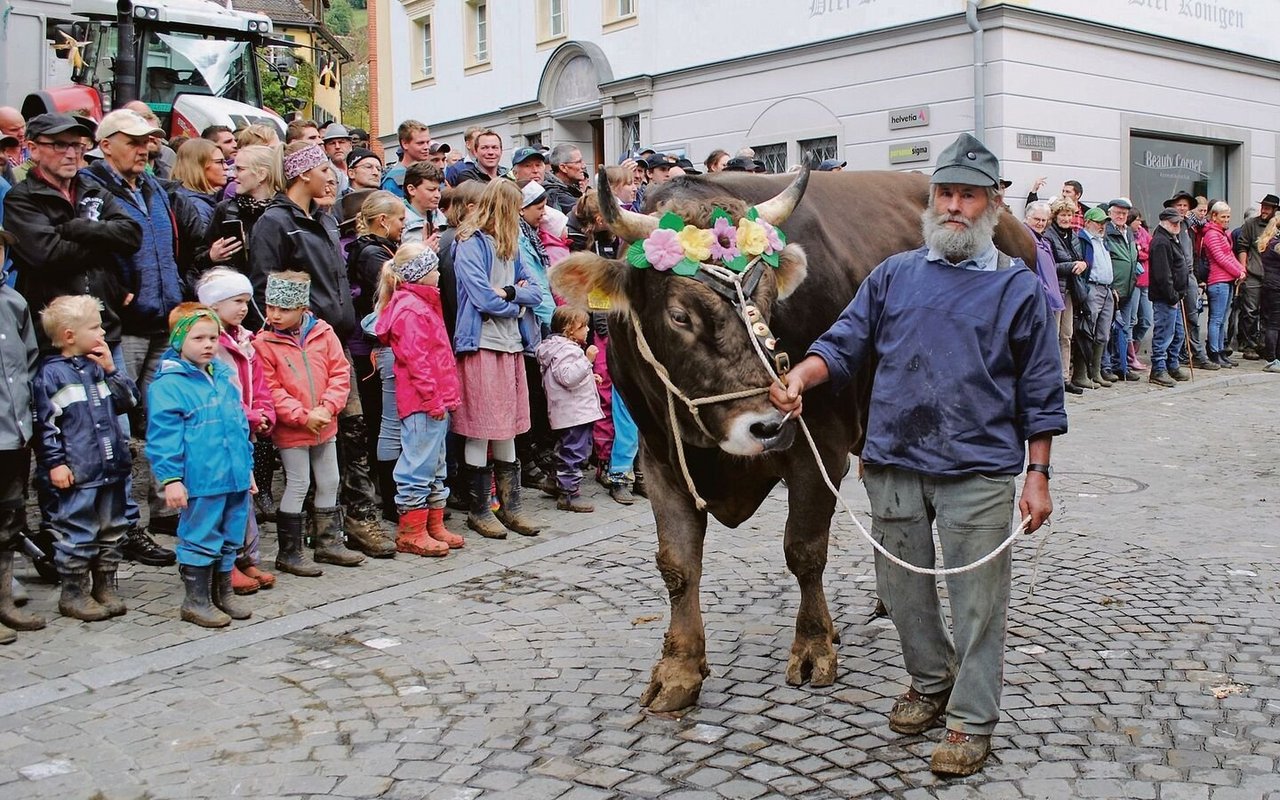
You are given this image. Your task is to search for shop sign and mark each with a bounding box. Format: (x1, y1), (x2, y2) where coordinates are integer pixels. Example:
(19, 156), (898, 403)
(889, 141), (931, 164)
(1017, 133), (1057, 151)
(889, 106), (930, 130)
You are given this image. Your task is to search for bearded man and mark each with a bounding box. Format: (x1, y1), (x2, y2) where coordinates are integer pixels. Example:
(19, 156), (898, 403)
(771, 133), (1066, 777)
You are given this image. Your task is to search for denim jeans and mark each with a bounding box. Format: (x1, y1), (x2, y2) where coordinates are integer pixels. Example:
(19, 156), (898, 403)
(123, 333), (176, 523)
(374, 348), (401, 462)
(1131, 286), (1153, 347)
(394, 412), (450, 510)
(50, 480), (129, 572)
(1151, 301), (1186, 373)
(1206, 282), (1233, 355)
(863, 465), (1016, 736)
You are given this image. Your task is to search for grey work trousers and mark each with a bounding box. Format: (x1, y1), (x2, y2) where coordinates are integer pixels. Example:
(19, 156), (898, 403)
(863, 464), (1016, 736)
(1183, 274), (1208, 361)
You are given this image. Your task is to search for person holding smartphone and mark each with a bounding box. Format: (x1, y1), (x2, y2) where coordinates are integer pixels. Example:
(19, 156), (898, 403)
(401, 162), (446, 251)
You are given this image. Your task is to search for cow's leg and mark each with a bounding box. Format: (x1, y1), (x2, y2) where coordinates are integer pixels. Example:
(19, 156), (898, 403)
(638, 449), (711, 712)
(783, 460), (840, 688)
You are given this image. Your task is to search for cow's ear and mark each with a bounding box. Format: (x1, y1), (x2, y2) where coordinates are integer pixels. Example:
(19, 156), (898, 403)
(550, 253), (631, 312)
(774, 243), (808, 301)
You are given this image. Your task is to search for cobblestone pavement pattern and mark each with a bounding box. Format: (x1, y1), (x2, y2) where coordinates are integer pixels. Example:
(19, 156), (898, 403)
(1, 368), (1278, 800)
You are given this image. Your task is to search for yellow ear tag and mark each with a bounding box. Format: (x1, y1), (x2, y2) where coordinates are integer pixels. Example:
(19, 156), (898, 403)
(587, 288), (613, 311)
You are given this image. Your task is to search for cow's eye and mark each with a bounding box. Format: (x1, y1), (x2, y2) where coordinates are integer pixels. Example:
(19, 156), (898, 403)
(668, 307), (691, 328)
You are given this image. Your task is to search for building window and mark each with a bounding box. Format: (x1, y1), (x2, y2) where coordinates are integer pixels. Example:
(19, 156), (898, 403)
(1128, 133), (1229, 220)
(465, 0), (489, 69)
(526, 132), (543, 148)
(799, 136), (837, 166)
(404, 1), (435, 84)
(602, 0), (637, 32)
(619, 114), (640, 157)
(420, 17), (433, 78)
(753, 143), (787, 174)
(537, 0), (566, 44)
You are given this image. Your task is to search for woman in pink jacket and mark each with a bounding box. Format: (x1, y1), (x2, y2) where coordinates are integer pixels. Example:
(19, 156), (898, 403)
(197, 268), (277, 593)
(535, 306), (604, 513)
(374, 244), (463, 557)
(1202, 202), (1244, 366)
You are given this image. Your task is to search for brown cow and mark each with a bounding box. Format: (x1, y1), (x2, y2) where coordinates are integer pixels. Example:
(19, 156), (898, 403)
(552, 169), (1035, 712)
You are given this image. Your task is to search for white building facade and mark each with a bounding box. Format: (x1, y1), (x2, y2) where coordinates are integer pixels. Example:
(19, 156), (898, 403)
(384, 0), (1280, 215)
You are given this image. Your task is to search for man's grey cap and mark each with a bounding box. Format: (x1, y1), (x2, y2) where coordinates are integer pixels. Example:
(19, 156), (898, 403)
(930, 132), (1000, 188)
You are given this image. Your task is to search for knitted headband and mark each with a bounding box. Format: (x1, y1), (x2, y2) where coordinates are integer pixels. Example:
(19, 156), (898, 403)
(169, 307), (222, 352)
(196, 270), (253, 307)
(265, 274), (311, 308)
(394, 249), (439, 284)
(283, 144), (327, 181)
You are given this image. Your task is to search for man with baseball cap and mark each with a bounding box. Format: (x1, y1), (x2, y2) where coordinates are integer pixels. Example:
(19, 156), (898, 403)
(771, 132), (1065, 777)
(817, 158), (846, 172)
(509, 146), (546, 183)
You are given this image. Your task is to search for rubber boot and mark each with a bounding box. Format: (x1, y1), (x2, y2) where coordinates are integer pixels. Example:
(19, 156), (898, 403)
(0, 550), (45, 631)
(58, 572), (110, 621)
(337, 414), (383, 525)
(1070, 340), (1097, 389)
(464, 465), (507, 539)
(1127, 341), (1147, 371)
(275, 511), (323, 577)
(376, 460), (400, 523)
(396, 508), (448, 556)
(1088, 343), (1113, 387)
(212, 570), (252, 620)
(252, 440), (278, 523)
(312, 506), (365, 567)
(178, 564), (231, 628)
(90, 566), (128, 617)
(426, 507), (465, 549)
(493, 460), (542, 536)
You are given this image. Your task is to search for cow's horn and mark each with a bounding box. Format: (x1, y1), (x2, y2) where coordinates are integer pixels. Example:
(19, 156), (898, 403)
(753, 167), (810, 226)
(597, 166), (658, 242)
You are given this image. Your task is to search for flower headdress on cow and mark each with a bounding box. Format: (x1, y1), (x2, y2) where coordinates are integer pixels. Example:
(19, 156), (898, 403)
(624, 207), (788, 277)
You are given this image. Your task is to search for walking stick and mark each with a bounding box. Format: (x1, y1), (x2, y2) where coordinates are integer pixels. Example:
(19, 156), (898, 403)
(1181, 300), (1195, 381)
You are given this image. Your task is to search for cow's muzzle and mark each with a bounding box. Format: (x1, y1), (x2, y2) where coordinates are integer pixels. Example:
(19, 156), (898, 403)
(722, 409), (797, 456)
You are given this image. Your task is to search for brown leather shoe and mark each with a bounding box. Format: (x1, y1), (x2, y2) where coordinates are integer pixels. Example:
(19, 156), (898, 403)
(888, 686), (951, 735)
(930, 729), (992, 776)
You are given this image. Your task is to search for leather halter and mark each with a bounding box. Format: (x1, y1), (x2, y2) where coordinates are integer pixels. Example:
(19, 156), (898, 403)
(693, 259), (791, 380)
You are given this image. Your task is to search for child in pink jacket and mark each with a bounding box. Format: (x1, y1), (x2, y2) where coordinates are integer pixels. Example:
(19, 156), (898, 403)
(374, 244), (463, 557)
(535, 305), (604, 513)
(197, 268), (277, 594)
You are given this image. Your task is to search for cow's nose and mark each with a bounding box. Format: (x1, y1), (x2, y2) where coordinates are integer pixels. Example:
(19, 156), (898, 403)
(750, 419), (783, 440)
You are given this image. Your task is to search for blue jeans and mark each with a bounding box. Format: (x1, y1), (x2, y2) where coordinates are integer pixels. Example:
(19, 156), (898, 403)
(50, 480), (129, 572)
(1131, 286), (1152, 346)
(608, 389), (639, 480)
(177, 491), (250, 571)
(1104, 295), (1131, 376)
(1151, 301), (1186, 373)
(110, 343), (142, 529)
(394, 412), (450, 510)
(1206, 282), (1233, 355)
(375, 348), (401, 462)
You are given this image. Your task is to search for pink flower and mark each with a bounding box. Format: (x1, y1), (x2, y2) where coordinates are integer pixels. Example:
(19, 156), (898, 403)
(759, 220), (784, 253)
(643, 228), (686, 271)
(710, 217), (739, 261)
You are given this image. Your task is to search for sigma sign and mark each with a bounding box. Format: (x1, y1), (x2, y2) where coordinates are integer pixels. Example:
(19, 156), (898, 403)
(888, 106), (930, 130)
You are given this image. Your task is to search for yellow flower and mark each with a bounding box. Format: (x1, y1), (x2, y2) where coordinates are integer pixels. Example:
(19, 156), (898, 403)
(736, 219), (768, 257)
(676, 225), (715, 263)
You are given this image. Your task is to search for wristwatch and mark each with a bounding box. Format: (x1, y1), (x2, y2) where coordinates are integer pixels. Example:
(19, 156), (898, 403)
(1026, 463), (1053, 479)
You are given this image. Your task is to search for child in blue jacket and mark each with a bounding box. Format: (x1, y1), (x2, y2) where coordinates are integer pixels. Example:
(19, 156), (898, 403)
(146, 303), (254, 628)
(32, 294), (139, 622)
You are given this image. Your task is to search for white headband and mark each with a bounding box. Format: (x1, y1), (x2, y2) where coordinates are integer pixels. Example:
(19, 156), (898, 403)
(197, 270), (253, 307)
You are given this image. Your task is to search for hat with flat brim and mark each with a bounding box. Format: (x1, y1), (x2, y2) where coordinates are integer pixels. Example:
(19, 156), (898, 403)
(1260, 194), (1280, 208)
(1163, 190), (1196, 208)
(931, 133), (1001, 188)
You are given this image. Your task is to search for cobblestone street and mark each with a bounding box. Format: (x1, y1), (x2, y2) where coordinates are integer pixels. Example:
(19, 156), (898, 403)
(1, 368), (1278, 800)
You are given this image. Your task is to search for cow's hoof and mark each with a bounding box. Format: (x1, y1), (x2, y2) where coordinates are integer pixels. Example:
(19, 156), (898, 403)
(786, 637), (838, 687)
(639, 657), (709, 712)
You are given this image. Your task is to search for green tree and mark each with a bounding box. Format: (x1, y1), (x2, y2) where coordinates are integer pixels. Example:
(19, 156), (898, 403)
(325, 0), (353, 36)
(258, 57), (315, 118)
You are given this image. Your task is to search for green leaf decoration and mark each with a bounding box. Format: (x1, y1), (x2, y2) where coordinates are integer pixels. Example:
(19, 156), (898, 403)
(724, 254), (748, 273)
(762, 251), (780, 268)
(746, 207), (760, 222)
(775, 227), (787, 245)
(672, 258), (700, 277)
(709, 207), (732, 226)
(626, 240), (651, 269)
(659, 211), (686, 232)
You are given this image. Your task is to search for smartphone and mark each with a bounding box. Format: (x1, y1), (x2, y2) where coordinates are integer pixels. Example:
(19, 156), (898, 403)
(218, 219), (245, 245)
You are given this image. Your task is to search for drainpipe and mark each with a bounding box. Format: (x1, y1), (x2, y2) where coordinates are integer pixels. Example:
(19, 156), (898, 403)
(965, 0), (984, 143)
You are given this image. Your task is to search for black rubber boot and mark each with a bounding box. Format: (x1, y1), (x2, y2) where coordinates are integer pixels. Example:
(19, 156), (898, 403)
(58, 571), (110, 621)
(252, 439), (278, 523)
(312, 506), (365, 567)
(0, 548), (45, 631)
(493, 460), (542, 536)
(464, 465), (506, 539)
(212, 570), (252, 620)
(274, 512), (323, 577)
(376, 460), (399, 523)
(90, 565), (127, 617)
(337, 414), (382, 521)
(179, 564), (231, 628)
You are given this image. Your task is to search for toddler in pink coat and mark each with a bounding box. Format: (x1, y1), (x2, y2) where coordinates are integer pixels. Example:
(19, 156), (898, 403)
(534, 305), (604, 512)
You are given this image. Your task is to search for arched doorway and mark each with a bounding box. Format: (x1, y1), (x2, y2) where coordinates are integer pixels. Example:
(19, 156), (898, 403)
(536, 42), (614, 169)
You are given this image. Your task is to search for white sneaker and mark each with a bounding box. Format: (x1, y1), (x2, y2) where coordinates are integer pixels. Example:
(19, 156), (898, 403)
(1264, 360), (1280, 373)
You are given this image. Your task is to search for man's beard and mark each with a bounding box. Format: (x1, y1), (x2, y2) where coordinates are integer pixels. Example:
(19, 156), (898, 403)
(921, 202), (1002, 263)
